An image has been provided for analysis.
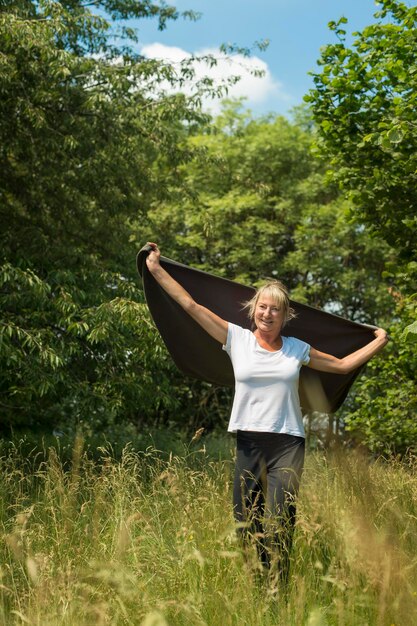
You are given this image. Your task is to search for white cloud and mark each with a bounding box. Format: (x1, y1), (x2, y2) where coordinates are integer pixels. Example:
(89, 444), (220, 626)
(141, 43), (292, 115)
(143, 43), (192, 64)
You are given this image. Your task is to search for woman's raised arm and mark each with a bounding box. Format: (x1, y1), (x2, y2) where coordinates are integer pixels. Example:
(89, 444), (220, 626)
(145, 243), (228, 345)
(307, 328), (389, 374)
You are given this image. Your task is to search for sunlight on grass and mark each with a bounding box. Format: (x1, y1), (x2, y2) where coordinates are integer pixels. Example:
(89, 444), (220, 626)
(0, 438), (416, 625)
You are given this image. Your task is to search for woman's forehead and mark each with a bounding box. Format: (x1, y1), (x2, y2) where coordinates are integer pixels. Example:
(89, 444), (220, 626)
(257, 293), (283, 306)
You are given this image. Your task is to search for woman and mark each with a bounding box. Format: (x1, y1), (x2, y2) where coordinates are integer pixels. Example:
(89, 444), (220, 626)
(145, 242), (388, 585)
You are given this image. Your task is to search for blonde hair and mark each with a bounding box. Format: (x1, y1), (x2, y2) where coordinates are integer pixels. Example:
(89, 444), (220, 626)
(243, 280), (296, 328)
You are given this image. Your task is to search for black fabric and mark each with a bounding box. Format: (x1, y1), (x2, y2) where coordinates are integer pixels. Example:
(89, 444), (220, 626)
(137, 244), (377, 413)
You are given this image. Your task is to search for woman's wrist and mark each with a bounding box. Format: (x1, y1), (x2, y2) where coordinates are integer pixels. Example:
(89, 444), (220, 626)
(148, 262), (162, 276)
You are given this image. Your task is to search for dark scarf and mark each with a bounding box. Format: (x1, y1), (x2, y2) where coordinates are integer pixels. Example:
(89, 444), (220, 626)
(137, 245), (376, 413)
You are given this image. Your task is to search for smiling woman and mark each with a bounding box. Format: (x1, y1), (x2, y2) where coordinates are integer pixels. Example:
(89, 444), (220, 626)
(143, 242), (388, 595)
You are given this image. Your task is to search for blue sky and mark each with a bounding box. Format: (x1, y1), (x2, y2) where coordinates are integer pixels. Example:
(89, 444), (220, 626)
(131, 0), (383, 116)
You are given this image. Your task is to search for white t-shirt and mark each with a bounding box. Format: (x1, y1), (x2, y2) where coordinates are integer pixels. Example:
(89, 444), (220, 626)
(222, 323), (311, 437)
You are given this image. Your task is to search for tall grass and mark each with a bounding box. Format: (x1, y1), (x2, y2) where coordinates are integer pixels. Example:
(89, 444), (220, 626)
(0, 436), (416, 625)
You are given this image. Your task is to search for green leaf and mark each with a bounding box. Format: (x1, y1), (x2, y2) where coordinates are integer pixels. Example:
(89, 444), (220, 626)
(387, 127), (404, 144)
(402, 320), (417, 341)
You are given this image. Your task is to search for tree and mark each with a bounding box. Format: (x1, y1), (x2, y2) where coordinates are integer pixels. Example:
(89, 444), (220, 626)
(142, 102), (412, 450)
(0, 1), (209, 272)
(305, 0), (417, 268)
(282, 200), (395, 323)
(142, 102), (327, 285)
(306, 0), (417, 453)
(343, 294), (417, 455)
(0, 0), (224, 434)
(143, 102), (397, 324)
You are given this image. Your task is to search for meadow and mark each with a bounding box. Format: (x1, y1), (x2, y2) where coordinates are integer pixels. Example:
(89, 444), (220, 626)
(0, 435), (416, 626)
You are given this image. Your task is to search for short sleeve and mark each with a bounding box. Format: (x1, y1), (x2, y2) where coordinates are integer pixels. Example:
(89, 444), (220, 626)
(287, 336), (311, 365)
(222, 322), (233, 355)
(299, 340), (311, 365)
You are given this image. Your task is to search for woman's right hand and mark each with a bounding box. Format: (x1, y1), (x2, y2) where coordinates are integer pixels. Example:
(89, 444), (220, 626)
(146, 242), (161, 273)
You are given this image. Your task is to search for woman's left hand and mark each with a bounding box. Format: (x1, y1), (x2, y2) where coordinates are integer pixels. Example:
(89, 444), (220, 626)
(374, 327), (389, 345)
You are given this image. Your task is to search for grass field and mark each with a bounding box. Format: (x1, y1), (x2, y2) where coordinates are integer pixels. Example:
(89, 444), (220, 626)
(0, 435), (416, 625)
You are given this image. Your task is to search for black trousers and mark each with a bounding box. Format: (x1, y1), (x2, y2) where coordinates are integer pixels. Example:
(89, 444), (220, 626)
(233, 430), (305, 582)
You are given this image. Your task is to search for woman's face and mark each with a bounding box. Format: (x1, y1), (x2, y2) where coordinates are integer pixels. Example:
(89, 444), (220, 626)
(254, 294), (285, 337)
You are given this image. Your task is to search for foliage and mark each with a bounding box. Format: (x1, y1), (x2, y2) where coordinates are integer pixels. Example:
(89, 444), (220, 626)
(1, 442), (417, 624)
(306, 0), (417, 452)
(282, 200), (395, 322)
(142, 99), (412, 450)
(0, 0), (228, 433)
(344, 293), (417, 455)
(0, 263), (173, 429)
(142, 103), (318, 284)
(0, 259), (235, 433)
(1, 0), (412, 454)
(305, 0), (417, 266)
(0, 1), (209, 273)
(143, 102), (396, 325)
